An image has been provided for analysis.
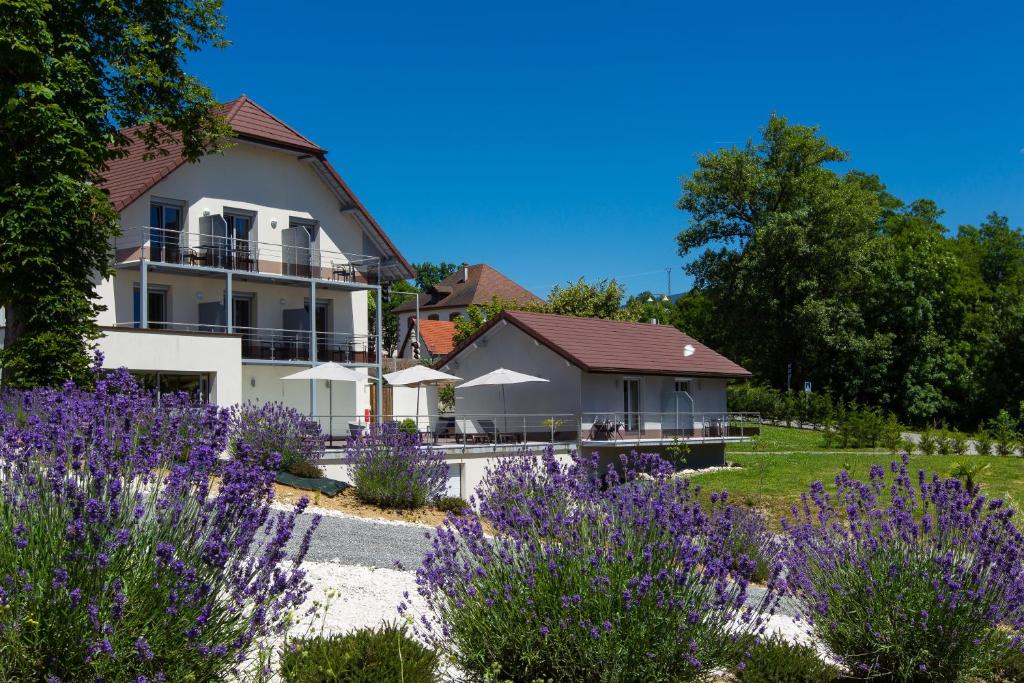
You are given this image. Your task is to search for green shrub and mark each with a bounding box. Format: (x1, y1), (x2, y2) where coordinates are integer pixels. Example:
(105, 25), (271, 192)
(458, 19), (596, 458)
(988, 634), (1024, 682)
(736, 635), (839, 682)
(974, 430), (994, 456)
(880, 412), (903, 454)
(949, 429), (969, 457)
(990, 410), (1020, 456)
(918, 429), (939, 456)
(399, 418), (419, 435)
(436, 496), (470, 515)
(900, 437), (918, 455)
(280, 622), (437, 683)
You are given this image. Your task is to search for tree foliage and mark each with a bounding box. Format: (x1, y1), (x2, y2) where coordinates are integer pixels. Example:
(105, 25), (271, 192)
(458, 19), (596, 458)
(0, 0), (231, 387)
(676, 114), (1024, 428)
(451, 278), (627, 344)
(412, 261), (459, 290)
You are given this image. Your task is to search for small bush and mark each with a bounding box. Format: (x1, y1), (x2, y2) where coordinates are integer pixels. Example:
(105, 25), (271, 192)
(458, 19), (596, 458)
(974, 430), (994, 456)
(736, 635), (839, 682)
(937, 427), (953, 456)
(230, 401), (325, 472)
(399, 418), (418, 435)
(349, 423), (447, 509)
(782, 456), (1024, 681)
(717, 505), (778, 584)
(436, 496), (470, 515)
(990, 410), (1020, 457)
(918, 428), (939, 456)
(880, 412), (903, 454)
(280, 621), (437, 683)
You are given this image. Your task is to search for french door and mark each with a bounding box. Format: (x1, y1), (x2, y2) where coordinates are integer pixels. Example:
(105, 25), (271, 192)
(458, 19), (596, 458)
(623, 378), (641, 433)
(149, 203), (182, 263)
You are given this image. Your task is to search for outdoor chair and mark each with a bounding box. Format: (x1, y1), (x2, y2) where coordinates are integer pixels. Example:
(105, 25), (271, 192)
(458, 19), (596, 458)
(475, 419), (517, 444)
(431, 417), (457, 444)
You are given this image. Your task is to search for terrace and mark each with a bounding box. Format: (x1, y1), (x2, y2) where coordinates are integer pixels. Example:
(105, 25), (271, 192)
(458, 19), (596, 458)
(317, 411), (760, 452)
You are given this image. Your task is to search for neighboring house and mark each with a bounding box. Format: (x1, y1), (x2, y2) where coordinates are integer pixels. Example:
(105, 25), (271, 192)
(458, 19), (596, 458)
(90, 95), (412, 418)
(435, 310), (753, 466)
(392, 263), (542, 358)
(397, 318), (457, 361)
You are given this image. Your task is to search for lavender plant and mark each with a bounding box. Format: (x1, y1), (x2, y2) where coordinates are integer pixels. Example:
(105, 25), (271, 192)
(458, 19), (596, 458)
(348, 422), (446, 509)
(408, 448), (782, 682)
(230, 401), (326, 476)
(0, 368), (320, 681)
(781, 455), (1024, 681)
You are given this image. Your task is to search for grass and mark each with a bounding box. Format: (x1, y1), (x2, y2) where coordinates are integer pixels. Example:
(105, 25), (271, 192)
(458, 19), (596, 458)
(727, 425), (885, 453)
(703, 427), (1024, 528)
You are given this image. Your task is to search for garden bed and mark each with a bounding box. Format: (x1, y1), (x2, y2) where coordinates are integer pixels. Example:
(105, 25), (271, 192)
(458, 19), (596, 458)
(273, 483), (455, 527)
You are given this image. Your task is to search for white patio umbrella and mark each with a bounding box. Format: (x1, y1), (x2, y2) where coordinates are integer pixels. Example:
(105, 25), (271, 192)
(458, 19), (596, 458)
(457, 368), (550, 432)
(282, 363), (365, 434)
(383, 365), (461, 430)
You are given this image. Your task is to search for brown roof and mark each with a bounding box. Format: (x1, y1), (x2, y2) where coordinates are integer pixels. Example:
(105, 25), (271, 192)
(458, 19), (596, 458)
(97, 95), (413, 280)
(438, 310), (751, 378)
(394, 264), (543, 313)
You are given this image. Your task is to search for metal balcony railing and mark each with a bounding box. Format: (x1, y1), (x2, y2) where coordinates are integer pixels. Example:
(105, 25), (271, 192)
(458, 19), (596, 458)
(314, 412), (760, 451)
(113, 226), (381, 284)
(109, 321), (376, 363)
(580, 411), (761, 443)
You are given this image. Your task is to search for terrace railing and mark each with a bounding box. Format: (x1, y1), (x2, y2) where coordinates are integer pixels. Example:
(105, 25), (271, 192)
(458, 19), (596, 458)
(314, 412), (760, 451)
(108, 321), (375, 363)
(113, 226), (381, 284)
(580, 411), (760, 444)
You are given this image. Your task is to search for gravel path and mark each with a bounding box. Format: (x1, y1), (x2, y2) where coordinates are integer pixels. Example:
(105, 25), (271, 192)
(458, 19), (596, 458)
(282, 507), (435, 570)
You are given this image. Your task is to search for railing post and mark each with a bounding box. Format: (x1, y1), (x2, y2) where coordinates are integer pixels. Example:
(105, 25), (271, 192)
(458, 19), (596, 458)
(226, 271), (233, 334)
(139, 258), (148, 329)
(374, 265), (383, 425)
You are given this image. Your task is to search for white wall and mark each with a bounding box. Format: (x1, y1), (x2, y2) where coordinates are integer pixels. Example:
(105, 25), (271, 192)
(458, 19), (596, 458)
(97, 328), (242, 406)
(439, 322), (582, 421)
(118, 142), (380, 265)
(241, 364), (370, 428)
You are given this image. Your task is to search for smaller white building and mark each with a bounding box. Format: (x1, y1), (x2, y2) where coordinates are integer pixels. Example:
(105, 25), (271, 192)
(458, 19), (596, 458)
(436, 310), (755, 476)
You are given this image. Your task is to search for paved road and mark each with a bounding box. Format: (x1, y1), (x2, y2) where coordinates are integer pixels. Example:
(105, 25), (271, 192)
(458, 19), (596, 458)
(282, 511), (800, 617)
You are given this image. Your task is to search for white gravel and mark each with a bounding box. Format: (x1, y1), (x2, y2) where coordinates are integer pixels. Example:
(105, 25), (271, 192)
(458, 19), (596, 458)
(289, 560), (428, 639)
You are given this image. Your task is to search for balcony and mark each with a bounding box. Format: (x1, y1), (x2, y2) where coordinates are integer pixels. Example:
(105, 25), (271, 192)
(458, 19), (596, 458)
(108, 322), (376, 365)
(113, 226), (382, 285)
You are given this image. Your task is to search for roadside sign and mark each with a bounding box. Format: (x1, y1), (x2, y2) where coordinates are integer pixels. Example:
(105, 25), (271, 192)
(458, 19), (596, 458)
(803, 381), (812, 394)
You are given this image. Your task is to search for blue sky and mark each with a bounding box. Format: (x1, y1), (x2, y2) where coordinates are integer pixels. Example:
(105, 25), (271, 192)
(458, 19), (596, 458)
(189, 0), (1024, 298)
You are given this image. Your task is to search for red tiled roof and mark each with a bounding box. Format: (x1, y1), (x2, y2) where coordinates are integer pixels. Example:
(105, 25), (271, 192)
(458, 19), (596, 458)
(393, 264), (543, 313)
(418, 319), (457, 356)
(439, 310), (751, 378)
(96, 95), (413, 279)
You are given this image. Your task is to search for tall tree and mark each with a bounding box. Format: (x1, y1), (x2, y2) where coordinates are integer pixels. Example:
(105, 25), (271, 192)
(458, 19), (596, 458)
(0, 0), (231, 387)
(412, 261), (459, 291)
(677, 114), (885, 394)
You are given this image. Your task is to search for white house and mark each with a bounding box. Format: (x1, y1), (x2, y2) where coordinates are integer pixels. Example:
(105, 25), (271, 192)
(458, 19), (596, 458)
(91, 96), (413, 422)
(435, 310), (756, 468)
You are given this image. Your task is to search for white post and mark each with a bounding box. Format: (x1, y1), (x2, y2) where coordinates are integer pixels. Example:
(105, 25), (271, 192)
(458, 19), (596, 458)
(139, 259), (148, 329)
(309, 278), (317, 417)
(226, 271), (233, 333)
(375, 266), (383, 424)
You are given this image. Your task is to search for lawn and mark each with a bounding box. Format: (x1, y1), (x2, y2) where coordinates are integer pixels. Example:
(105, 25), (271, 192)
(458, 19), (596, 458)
(703, 427), (1024, 528)
(727, 424), (885, 453)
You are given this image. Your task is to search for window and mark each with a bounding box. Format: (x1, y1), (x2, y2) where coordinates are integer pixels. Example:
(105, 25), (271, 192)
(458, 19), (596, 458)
(133, 372), (211, 403)
(674, 380), (691, 393)
(428, 314), (439, 321)
(448, 312), (461, 321)
(133, 284), (169, 329)
(149, 201), (183, 263)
